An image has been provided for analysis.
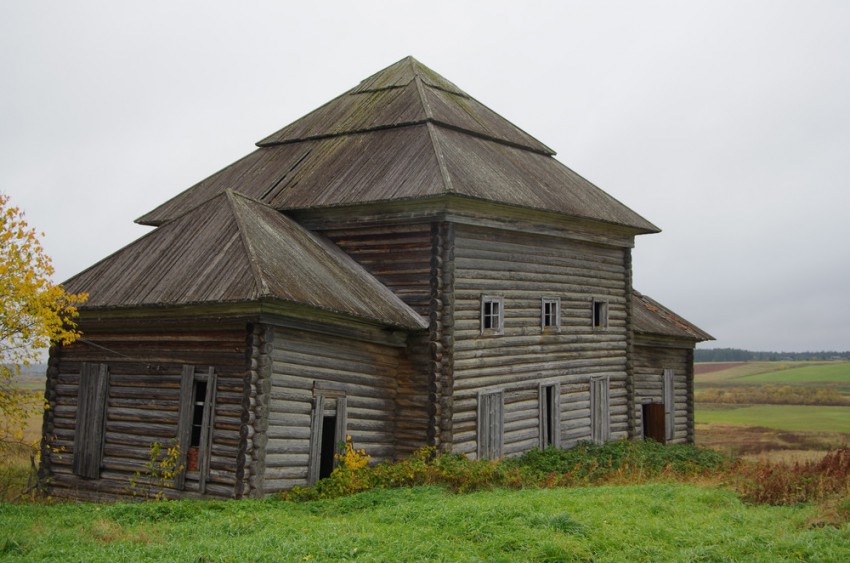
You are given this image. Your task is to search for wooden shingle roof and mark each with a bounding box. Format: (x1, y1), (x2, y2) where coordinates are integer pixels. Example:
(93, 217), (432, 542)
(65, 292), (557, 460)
(137, 57), (659, 234)
(66, 191), (427, 330)
(632, 291), (713, 342)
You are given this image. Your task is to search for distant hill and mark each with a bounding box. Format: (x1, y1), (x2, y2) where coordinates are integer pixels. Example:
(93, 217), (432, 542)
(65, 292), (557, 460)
(695, 348), (850, 362)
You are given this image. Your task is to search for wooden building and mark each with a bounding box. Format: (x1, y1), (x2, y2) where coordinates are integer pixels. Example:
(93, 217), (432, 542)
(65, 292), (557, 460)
(40, 57), (711, 501)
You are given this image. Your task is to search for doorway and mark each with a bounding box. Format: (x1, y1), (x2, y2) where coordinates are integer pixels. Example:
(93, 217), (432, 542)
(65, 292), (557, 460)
(319, 415), (338, 480)
(642, 403), (666, 443)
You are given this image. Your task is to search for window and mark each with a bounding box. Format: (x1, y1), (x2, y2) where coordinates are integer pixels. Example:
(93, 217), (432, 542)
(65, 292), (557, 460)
(541, 297), (560, 331)
(539, 383), (560, 448)
(477, 390), (504, 460)
(176, 366), (217, 492)
(190, 380), (208, 448)
(73, 363), (109, 479)
(480, 295), (504, 335)
(308, 384), (347, 485)
(590, 375), (610, 444)
(592, 297), (609, 329)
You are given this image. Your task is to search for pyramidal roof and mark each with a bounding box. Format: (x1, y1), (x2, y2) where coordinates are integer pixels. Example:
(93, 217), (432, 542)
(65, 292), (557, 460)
(256, 56), (554, 154)
(67, 191), (427, 330)
(137, 57), (658, 234)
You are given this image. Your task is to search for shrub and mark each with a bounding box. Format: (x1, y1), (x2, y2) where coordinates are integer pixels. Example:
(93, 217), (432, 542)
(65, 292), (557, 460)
(733, 448), (850, 505)
(129, 440), (183, 500)
(284, 439), (727, 501)
(506, 439), (727, 484)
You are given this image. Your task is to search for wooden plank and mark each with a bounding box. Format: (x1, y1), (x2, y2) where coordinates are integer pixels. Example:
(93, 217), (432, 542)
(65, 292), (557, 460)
(72, 363), (109, 479)
(174, 365), (194, 490)
(199, 367), (217, 494)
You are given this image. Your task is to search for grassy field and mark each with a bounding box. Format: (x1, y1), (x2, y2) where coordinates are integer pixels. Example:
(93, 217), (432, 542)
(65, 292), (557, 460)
(1, 485), (849, 561)
(696, 404), (850, 433)
(737, 363), (850, 384)
(695, 361), (850, 459)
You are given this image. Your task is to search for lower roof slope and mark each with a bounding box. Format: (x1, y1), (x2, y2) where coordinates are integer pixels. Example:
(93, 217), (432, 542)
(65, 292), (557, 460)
(66, 191), (427, 331)
(633, 291), (713, 342)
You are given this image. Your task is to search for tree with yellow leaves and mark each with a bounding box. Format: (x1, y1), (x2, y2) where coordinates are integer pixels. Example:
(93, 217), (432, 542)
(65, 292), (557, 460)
(1, 193), (87, 452)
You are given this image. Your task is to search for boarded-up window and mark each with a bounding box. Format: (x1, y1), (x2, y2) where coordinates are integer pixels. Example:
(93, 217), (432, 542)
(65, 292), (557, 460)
(539, 383), (560, 448)
(478, 390), (504, 459)
(663, 369), (675, 442)
(176, 366), (217, 492)
(73, 363), (109, 479)
(308, 386), (348, 485)
(590, 375), (610, 444)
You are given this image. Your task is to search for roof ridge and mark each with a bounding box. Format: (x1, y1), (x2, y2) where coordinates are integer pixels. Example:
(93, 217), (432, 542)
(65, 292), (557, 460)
(413, 74), (434, 121)
(225, 191), (269, 298)
(425, 123), (454, 194)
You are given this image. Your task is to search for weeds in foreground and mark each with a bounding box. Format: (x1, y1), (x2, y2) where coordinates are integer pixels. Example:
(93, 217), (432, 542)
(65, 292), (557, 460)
(284, 439), (726, 501)
(129, 440), (184, 500)
(731, 448), (850, 505)
(284, 439), (850, 520)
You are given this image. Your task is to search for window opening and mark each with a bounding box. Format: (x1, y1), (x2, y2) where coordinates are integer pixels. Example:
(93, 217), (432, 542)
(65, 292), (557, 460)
(481, 295), (504, 334)
(191, 380), (207, 448)
(540, 384), (559, 447)
(592, 298), (609, 329)
(176, 366), (216, 491)
(319, 415), (338, 480)
(642, 403), (666, 443)
(542, 297), (560, 330)
(308, 388), (348, 485)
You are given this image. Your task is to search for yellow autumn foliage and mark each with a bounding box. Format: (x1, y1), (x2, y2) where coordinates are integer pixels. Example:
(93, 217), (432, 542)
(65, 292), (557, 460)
(0, 193), (87, 451)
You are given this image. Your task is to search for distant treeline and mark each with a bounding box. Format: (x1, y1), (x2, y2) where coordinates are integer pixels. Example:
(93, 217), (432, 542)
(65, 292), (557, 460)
(695, 348), (850, 362)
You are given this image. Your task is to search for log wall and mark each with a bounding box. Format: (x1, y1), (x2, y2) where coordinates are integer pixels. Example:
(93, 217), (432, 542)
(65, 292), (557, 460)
(450, 224), (630, 458)
(321, 221), (434, 453)
(633, 343), (692, 444)
(322, 223), (433, 316)
(41, 326), (250, 501)
(262, 326), (408, 493)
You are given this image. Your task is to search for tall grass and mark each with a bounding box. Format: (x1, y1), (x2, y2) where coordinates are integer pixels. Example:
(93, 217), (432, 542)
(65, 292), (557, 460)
(286, 439), (850, 515)
(286, 440), (727, 501)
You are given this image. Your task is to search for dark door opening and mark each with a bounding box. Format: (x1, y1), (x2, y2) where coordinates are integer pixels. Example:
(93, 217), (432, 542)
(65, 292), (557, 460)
(319, 415), (337, 479)
(643, 403), (666, 443)
(542, 385), (556, 447)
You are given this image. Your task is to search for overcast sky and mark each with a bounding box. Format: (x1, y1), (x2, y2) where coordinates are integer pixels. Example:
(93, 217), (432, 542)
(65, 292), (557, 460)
(2, 1), (848, 352)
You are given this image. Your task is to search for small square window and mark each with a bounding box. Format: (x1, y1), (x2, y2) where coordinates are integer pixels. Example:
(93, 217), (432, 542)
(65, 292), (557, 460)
(592, 298), (608, 329)
(541, 297), (560, 331)
(480, 295), (504, 335)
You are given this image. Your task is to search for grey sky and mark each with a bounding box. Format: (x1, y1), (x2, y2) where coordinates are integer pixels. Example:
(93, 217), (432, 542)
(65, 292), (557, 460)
(2, 1), (848, 352)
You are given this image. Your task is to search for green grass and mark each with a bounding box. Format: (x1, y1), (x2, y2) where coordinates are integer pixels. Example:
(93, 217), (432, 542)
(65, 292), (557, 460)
(737, 363), (850, 384)
(2, 485), (849, 561)
(696, 404), (850, 434)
